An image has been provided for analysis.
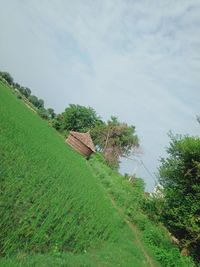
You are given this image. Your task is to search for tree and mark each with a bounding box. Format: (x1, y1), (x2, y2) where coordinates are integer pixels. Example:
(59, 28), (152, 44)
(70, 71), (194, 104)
(14, 83), (21, 89)
(47, 108), (56, 119)
(28, 95), (44, 109)
(37, 99), (44, 109)
(52, 114), (64, 130)
(28, 95), (38, 107)
(37, 108), (49, 120)
(0, 72), (14, 85)
(158, 134), (200, 261)
(91, 116), (139, 169)
(18, 87), (31, 98)
(52, 104), (102, 133)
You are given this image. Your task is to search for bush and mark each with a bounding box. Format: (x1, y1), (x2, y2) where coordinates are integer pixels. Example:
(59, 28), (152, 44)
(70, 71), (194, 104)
(158, 134), (200, 262)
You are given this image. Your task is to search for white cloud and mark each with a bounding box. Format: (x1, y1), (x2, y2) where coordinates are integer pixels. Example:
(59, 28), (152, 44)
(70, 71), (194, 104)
(0, 0), (200, 190)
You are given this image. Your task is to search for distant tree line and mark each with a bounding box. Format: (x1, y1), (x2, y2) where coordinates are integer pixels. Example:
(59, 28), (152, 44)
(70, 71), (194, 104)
(0, 71), (56, 120)
(0, 70), (139, 170)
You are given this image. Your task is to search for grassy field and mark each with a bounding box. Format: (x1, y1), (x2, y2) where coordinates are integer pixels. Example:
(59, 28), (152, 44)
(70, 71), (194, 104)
(0, 81), (162, 266)
(88, 154), (195, 267)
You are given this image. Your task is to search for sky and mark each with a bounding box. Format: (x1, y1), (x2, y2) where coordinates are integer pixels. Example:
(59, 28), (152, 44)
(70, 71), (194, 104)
(0, 0), (199, 191)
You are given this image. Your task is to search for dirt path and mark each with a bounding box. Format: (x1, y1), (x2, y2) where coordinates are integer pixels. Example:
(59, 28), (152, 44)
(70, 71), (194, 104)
(124, 217), (156, 267)
(109, 197), (158, 267)
(88, 162), (160, 267)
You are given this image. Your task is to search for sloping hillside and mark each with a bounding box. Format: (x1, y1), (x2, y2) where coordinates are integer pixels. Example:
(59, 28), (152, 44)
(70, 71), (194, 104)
(0, 82), (161, 266)
(88, 155), (195, 267)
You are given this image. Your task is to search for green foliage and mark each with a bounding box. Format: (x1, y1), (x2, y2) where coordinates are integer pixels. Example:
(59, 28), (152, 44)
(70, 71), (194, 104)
(158, 134), (200, 262)
(1, 80), (196, 266)
(0, 71), (14, 85)
(0, 82), (163, 267)
(89, 154), (195, 267)
(51, 105), (139, 171)
(0, 83), (121, 255)
(47, 108), (56, 119)
(18, 87), (31, 98)
(37, 108), (50, 120)
(142, 187), (165, 222)
(38, 108), (56, 121)
(91, 116), (139, 170)
(0, 70), (56, 122)
(52, 104), (102, 133)
(0, 231), (158, 267)
(28, 95), (44, 109)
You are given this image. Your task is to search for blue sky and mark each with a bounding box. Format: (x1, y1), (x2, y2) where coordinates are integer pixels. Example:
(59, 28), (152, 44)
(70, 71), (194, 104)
(0, 0), (199, 190)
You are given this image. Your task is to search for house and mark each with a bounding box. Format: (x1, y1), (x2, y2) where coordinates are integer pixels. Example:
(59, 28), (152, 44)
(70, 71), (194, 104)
(66, 131), (95, 157)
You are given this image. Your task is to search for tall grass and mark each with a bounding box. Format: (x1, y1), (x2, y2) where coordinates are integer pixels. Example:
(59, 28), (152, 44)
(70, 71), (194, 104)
(0, 82), (121, 255)
(88, 154), (195, 267)
(0, 82), (164, 267)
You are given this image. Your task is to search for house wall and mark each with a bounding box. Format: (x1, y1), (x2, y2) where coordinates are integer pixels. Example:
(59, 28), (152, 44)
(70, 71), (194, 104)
(66, 135), (93, 157)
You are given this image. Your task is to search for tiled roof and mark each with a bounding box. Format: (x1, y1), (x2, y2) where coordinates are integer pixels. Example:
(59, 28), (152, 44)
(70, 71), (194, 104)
(70, 131), (96, 152)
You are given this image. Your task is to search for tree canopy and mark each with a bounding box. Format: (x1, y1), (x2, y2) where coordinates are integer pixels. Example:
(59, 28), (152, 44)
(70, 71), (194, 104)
(52, 107), (139, 170)
(91, 116), (139, 169)
(0, 71), (14, 85)
(18, 87), (31, 98)
(158, 134), (200, 261)
(47, 108), (56, 119)
(28, 95), (44, 109)
(52, 104), (103, 133)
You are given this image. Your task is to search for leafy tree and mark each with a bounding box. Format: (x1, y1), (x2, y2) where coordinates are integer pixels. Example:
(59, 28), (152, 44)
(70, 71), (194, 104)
(28, 95), (39, 107)
(37, 99), (44, 109)
(18, 87), (31, 98)
(0, 71), (14, 85)
(53, 104), (102, 133)
(52, 114), (64, 130)
(158, 133), (200, 261)
(142, 185), (164, 222)
(47, 108), (56, 119)
(14, 83), (21, 89)
(91, 116), (139, 169)
(37, 108), (49, 120)
(28, 95), (44, 109)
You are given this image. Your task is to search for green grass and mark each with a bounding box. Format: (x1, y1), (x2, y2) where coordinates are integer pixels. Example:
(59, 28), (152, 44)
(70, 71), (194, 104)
(0, 228), (157, 267)
(88, 154), (195, 267)
(0, 81), (161, 266)
(0, 81), (121, 255)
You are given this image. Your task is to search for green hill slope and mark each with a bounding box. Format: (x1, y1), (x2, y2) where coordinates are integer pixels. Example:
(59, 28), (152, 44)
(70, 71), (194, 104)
(0, 81), (121, 253)
(88, 155), (195, 267)
(0, 82), (161, 266)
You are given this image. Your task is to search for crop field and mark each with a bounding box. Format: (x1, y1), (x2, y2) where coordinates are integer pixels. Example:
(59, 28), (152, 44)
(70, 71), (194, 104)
(0, 81), (121, 253)
(0, 82), (162, 266)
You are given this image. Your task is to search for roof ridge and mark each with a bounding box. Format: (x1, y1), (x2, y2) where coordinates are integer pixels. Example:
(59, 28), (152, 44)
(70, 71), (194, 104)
(70, 131), (95, 152)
